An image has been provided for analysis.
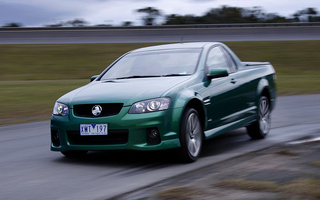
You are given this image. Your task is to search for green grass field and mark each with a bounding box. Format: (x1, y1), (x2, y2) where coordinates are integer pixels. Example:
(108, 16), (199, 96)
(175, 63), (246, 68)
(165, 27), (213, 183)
(1, 41), (319, 126)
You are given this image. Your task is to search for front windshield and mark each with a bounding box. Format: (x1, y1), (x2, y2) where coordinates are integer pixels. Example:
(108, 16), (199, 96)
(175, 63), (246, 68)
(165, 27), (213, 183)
(100, 49), (201, 80)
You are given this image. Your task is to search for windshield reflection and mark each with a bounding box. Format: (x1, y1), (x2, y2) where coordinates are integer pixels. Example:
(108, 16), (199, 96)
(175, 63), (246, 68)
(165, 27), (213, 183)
(100, 49), (201, 80)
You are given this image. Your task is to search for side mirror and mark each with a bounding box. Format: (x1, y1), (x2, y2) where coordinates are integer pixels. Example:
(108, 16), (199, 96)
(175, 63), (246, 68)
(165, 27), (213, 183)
(90, 75), (99, 82)
(207, 69), (229, 79)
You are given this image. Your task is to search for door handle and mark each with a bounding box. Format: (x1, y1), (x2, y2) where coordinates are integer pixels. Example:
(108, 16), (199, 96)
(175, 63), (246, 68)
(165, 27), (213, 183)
(230, 78), (237, 84)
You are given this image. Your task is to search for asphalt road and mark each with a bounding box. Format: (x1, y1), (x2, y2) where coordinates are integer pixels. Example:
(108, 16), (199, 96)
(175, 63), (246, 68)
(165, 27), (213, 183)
(0, 94), (319, 200)
(1, 26), (320, 44)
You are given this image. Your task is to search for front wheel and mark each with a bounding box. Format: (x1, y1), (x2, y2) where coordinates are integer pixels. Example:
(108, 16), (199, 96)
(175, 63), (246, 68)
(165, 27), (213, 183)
(178, 108), (203, 163)
(247, 96), (271, 139)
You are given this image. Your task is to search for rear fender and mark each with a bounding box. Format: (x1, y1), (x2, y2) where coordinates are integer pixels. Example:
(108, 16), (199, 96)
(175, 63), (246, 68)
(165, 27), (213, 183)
(257, 76), (276, 111)
(257, 78), (269, 99)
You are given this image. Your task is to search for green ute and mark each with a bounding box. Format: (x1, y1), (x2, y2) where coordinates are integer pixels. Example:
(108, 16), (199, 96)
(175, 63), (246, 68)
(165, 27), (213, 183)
(51, 42), (276, 162)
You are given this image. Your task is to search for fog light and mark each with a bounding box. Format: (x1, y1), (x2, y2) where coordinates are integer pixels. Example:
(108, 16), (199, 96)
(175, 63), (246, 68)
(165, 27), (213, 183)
(51, 129), (61, 147)
(147, 128), (161, 145)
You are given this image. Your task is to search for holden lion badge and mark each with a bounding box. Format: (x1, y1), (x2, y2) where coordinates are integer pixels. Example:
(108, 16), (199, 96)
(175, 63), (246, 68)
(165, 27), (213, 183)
(92, 105), (102, 116)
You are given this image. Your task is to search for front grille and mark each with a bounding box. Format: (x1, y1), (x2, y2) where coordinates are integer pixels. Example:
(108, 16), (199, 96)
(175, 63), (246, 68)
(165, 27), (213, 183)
(73, 103), (123, 117)
(67, 130), (128, 145)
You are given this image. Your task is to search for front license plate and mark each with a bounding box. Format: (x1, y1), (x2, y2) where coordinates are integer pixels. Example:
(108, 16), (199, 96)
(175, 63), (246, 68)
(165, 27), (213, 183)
(80, 124), (108, 136)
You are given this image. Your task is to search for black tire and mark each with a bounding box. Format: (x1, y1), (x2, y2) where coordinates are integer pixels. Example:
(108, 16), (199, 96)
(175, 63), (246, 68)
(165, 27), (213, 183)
(247, 96), (271, 139)
(61, 150), (88, 158)
(178, 108), (203, 163)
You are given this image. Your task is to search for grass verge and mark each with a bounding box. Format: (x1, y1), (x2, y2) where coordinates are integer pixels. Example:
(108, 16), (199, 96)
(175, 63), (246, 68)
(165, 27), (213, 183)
(212, 178), (320, 199)
(213, 179), (280, 192)
(0, 41), (319, 126)
(311, 161), (320, 168)
(156, 186), (206, 200)
(0, 80), (87, 126)
(156, 178), (320, 200)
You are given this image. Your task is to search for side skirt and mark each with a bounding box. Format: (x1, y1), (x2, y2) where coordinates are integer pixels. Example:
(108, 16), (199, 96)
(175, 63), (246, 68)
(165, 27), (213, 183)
(204, 115), (257, 140)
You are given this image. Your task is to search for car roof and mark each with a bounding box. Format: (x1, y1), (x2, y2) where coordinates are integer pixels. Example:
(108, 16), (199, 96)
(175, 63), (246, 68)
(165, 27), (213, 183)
(131, 42), (222, 53)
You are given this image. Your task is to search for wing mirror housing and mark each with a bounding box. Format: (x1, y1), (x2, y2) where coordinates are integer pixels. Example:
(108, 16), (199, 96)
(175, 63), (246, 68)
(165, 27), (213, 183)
(207, 69), (229, 79)
(90, 75), (99, 82)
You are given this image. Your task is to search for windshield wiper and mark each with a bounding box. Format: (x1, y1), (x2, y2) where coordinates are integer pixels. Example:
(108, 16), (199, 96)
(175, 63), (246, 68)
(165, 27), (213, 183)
(115, 75), (161, 80)
(161, 74), (191, 77)
(114, 74), (191, 80)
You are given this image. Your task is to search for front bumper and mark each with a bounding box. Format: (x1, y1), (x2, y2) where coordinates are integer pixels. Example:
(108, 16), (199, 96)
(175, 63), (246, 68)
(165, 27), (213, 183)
(51, 106), (183, 152)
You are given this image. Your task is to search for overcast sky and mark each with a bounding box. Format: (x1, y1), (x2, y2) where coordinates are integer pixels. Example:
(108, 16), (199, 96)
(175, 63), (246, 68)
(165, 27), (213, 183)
(0, 0), (319, 27)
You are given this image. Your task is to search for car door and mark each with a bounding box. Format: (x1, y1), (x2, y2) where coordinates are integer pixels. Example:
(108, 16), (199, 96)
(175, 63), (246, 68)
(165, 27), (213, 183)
(222, 46), (257, 121)
(202, 45), (240, 130)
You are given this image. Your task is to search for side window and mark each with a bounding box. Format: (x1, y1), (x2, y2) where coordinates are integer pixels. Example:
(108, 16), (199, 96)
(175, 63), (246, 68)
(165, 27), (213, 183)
(206, 46), (230, 72)
(221, 47), (237, 73)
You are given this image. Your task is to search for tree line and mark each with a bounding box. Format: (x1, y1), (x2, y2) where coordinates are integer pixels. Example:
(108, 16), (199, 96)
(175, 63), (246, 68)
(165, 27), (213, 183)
(146, 6), (320, 26)
(2, 6), (320, 27)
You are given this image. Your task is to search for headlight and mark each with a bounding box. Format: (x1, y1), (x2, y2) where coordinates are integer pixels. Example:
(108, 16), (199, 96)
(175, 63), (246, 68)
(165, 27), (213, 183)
(129, 98), (170, 114)
(53, 102), (69, 116)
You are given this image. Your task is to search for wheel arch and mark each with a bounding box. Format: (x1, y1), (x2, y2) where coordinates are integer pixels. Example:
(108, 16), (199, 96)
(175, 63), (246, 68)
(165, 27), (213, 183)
(256, 76), (276, 113)
(184, 98), (206, 133)
(257, 78), (271, 105)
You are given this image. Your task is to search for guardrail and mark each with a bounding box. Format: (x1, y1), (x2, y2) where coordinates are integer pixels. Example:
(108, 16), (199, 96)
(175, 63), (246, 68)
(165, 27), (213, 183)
(1, 22), (320, 31)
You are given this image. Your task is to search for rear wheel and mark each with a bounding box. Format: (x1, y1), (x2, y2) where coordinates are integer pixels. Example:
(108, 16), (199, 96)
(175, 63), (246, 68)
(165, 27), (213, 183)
(61, 150), (88, 158)
(178, 108), (203, 163)
(247, 96), (271, 139)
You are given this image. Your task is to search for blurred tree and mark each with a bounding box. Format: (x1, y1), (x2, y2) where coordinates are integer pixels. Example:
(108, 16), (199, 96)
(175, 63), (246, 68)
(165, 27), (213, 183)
(309, 16), (320, 22)
(264, 13), (290, 23)
(295, 7), (318, 16)
(45, 19), (88, 27)
(122, 21), (133, 26)
(202, 6), (245, 23)
(136, 7), (161, 25)
(45, 23), (63, 27)
(94, 24), (112, 27)
(293, 7), (319, 22)
(164, 6), (293, 25)
(165, 14), (201, 25)
(2, 22), (22, 27)
(242, 6), (265, 22)
(66, 19), (88, 27)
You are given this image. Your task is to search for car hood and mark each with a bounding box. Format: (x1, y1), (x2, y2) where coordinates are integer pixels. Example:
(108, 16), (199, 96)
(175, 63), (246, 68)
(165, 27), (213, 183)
(58, 76), (190, 107)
